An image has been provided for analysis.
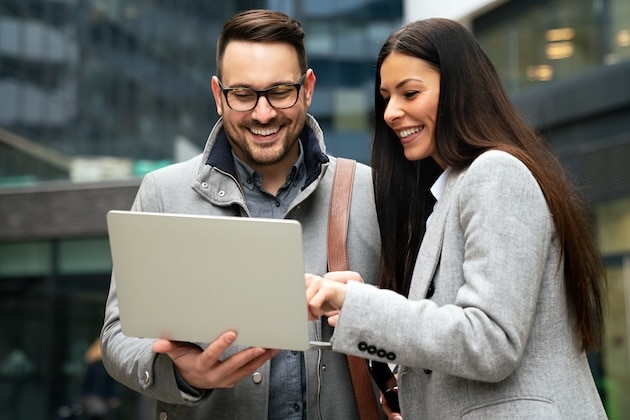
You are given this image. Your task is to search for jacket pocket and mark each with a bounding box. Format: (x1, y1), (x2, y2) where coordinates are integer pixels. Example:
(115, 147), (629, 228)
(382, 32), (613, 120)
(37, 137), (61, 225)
(461, 396), (560, 419)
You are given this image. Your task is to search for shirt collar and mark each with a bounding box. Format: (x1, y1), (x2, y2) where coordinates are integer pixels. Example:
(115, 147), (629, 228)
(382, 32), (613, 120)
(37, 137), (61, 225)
(430, 166), (451, 202)
(232, 141), (306, 192)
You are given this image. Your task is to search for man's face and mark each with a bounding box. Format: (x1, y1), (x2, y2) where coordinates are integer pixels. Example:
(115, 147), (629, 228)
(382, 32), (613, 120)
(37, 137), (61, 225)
(211, 41), (315, 172)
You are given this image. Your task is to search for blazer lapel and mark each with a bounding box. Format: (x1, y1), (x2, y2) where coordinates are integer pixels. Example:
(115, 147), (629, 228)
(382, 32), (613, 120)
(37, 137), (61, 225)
(407, 168), (464, 299)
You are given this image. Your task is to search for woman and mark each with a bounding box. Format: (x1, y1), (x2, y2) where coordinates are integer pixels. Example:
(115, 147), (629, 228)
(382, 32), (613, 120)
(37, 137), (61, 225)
(306, 18), (607, 419)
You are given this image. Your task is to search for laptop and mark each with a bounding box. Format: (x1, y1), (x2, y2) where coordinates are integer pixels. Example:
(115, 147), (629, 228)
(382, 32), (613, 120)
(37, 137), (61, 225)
(106, 210), (330, 351)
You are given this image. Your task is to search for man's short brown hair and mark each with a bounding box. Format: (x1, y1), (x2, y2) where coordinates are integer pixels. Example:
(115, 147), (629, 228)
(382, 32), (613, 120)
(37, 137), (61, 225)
(216, 9), (307, 79)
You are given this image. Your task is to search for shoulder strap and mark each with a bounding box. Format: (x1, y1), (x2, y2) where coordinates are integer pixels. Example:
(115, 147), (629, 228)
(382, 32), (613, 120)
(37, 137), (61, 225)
(327, 158), (355, 271)
(327, 158), (381, 420)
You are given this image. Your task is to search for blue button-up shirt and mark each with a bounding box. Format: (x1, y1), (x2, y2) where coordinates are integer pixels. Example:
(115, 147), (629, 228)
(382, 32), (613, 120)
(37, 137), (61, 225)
(233, 145), (307, 420)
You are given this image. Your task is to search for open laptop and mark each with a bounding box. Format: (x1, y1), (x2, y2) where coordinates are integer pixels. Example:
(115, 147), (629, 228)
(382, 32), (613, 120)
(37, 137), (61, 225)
(106, 210), (330, 351)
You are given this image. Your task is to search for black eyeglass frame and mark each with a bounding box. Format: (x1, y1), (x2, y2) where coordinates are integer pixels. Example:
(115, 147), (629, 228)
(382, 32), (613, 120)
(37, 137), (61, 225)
(217, 73), (307, 112)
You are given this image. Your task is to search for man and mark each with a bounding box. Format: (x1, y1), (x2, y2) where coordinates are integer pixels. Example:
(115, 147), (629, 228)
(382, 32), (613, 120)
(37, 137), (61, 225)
(101, 9), (381, 419)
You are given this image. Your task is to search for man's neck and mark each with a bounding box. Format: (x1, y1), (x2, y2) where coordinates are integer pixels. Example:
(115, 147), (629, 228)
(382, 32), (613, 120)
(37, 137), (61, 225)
(239, 144), (300, 196)
(257, 162), (294, 196)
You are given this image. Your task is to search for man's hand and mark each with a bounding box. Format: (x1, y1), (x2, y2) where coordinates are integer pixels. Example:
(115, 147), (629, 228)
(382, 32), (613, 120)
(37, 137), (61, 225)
(152, 331), (279, 389)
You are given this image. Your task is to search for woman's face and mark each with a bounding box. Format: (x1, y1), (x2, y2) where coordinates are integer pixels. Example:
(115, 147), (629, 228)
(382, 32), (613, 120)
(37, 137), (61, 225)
(379, 51), (445, 168)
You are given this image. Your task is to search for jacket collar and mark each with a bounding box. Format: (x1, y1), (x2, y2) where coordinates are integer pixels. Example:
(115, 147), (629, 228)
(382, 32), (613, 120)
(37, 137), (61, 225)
(407, 167), (464, 299)
(199, 114), (329, 190)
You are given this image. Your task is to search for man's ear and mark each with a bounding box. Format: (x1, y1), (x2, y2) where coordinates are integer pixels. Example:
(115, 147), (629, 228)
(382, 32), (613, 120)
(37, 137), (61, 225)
(210, 76), (224, 116)
(303, 68), (316, 107)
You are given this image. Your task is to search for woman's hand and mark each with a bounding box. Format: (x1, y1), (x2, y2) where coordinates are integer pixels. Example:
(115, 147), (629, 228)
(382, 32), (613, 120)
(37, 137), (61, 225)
(305, 271), (363, 326)
(380, 390), (403, 420)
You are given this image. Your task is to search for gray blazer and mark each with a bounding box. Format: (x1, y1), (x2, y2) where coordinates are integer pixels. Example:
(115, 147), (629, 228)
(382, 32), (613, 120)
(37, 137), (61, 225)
(332, 150), (606, 419)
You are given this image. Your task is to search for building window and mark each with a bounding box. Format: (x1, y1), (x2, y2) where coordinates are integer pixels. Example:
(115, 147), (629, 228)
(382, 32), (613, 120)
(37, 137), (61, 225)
(474, 0), (629, 94)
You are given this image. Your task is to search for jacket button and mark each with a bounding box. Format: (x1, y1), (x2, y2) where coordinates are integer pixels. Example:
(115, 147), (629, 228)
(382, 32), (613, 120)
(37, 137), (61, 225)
(252, 372), (263, 384)
(386, 352), (396, 361)
(201, 182), (208, 189)
(159, 412), (168, 420)
(367, 345), (377, 354)
(141, 371), (150, 384)
(218, 190), (225, 197)
(377, 349), (386, 358)
(358, 342), (368, 351)
(423, 368), (432, 374)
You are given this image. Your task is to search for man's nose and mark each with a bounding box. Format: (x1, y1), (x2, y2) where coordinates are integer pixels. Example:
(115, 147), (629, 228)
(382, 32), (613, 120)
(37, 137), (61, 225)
(251, 96), (277, 123)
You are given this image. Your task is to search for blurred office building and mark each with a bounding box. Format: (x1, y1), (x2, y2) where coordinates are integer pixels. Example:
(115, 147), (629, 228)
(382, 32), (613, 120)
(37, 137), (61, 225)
(2, 0), (630, 418)
(0, 0), (402, 418)
(408, 0), (630, 418)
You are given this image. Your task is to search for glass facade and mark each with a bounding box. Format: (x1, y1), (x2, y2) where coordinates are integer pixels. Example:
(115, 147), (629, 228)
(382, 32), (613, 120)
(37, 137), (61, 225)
(594, 198), (630, 418)
(474, 0), (630, 94)
(0, 0), (401, 184)
(0, 1), (402, 419)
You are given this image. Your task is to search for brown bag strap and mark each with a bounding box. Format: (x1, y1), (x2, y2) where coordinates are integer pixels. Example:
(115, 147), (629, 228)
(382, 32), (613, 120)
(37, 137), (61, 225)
(327, 158), (355, 272)
(327, 158), (381, 420)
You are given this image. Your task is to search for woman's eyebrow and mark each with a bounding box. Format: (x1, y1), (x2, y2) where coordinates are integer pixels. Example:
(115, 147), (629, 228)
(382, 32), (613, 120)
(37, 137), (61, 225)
(395, 78), (424, 89)
(380, 78), (424, 93)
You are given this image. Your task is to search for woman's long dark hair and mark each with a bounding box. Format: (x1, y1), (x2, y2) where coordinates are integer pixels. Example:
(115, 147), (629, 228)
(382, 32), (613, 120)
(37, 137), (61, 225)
(371, 18), (605, 351)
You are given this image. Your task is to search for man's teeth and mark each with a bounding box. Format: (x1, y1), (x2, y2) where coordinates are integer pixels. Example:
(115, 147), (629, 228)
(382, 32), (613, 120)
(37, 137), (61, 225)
(251, 127), (279, 136)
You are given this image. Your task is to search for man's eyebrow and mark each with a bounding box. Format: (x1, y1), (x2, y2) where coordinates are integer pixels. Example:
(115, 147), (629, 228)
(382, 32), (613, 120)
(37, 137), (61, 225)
(224, 79), (298, 89)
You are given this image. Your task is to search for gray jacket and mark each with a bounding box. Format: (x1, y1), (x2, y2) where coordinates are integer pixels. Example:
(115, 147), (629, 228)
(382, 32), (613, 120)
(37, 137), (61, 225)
(332, 151), (606, 419)
(101, 115), (382, 419)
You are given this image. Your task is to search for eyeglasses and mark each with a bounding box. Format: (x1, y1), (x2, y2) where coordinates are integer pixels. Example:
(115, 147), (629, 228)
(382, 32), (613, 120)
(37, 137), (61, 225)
(217, 74), (307, 112)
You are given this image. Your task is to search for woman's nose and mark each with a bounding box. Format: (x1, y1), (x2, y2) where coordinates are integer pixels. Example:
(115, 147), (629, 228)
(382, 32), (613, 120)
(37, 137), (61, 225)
(383, 100), (403, 124)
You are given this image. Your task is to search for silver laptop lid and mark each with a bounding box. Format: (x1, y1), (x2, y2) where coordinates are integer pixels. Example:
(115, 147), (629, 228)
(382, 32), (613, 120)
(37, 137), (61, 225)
(106, 210), (322, 351)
